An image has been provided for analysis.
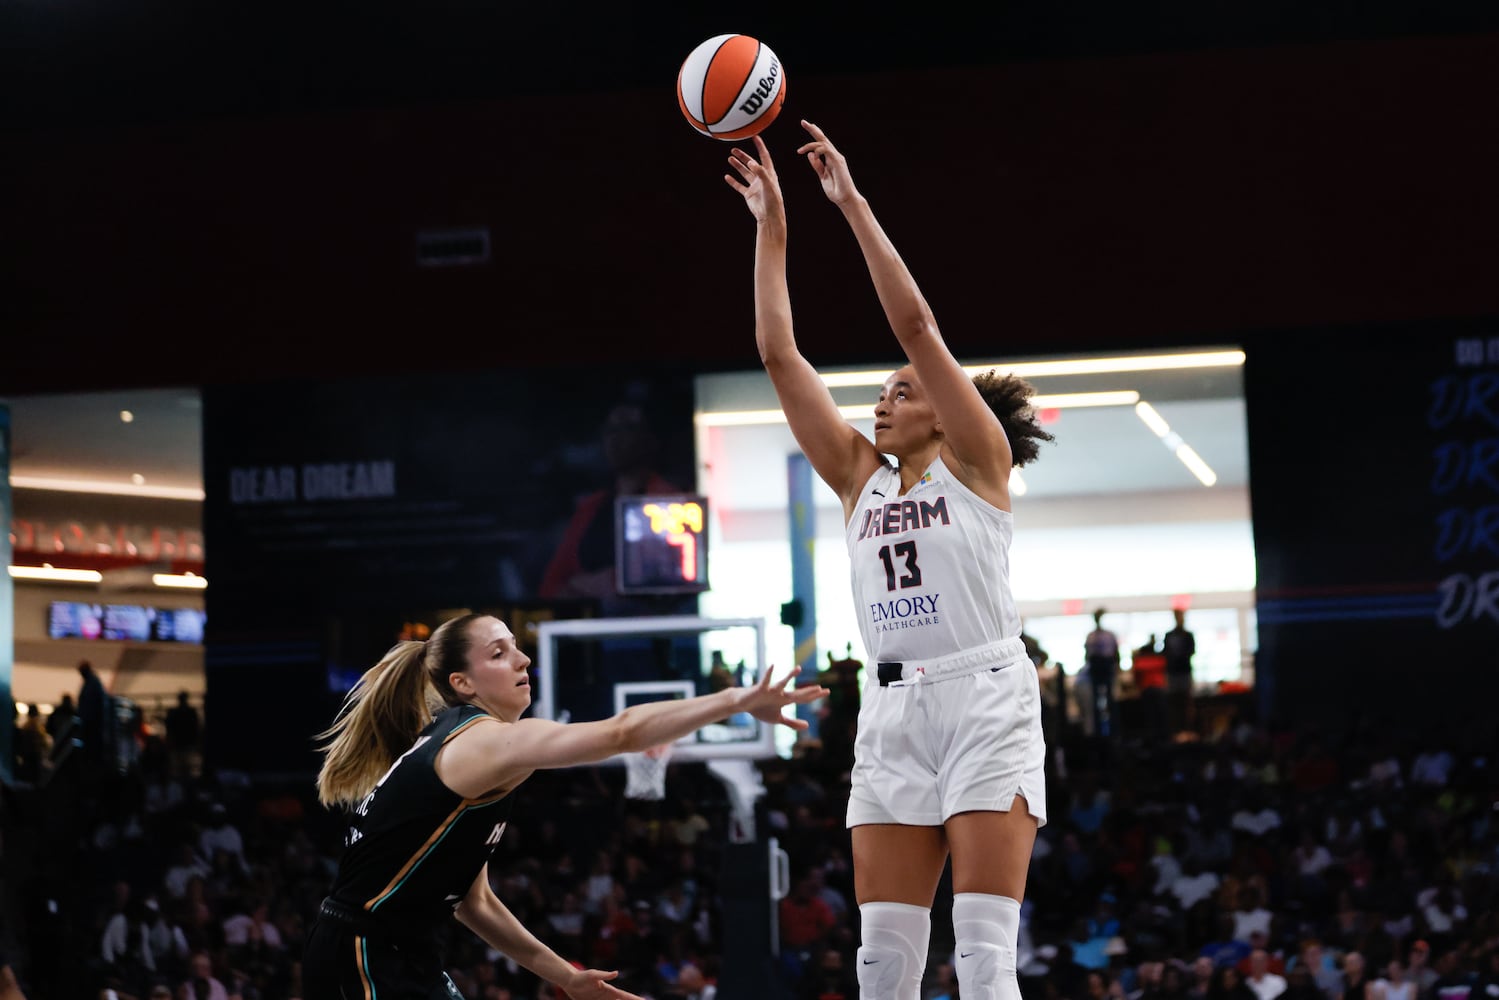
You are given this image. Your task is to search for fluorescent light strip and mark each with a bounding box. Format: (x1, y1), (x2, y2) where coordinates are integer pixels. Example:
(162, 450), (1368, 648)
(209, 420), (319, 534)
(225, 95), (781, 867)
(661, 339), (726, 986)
(9, 565), (104, 583)
(1134, 401), (1171, 437)
(153, 573), (208, 589)
(8, 476), (206, 501)
(1174, 445), (1218, 487)
(818, 350), (1245, 388)
(1032, 391), (1139, 409)
(1132, 400), (1218, 486)
(696, 391), (1139, 427)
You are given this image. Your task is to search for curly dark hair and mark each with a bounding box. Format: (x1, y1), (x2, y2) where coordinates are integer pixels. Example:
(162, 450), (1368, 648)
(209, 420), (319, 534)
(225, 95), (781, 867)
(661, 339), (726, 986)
(972, 370), (1055, 467)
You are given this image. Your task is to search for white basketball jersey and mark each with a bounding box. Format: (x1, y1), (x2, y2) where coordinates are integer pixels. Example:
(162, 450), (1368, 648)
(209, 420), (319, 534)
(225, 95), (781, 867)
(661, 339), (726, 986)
(844, 455), (1020, 662)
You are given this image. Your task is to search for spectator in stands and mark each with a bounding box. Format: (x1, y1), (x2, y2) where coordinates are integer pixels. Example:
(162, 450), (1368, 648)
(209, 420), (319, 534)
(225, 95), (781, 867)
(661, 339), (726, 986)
(162, 844), (210, 902)
(164, 692), (200, 780)
(141, 899), (189, 983)
(1132, 637), (1169, 745)
(101, 895), (157, 991)
(583, 851), (616, 918)
(1246, 949), (1288, 1000)
(799, 948), (855, 1000)
(1085, 608), (1123, 739)
(221, 897), (282, 951)
(76, 659), (109, 770)
(1341, 952), (1372, 1000)
(1230, 791), (1282, 839)
(1283, 963), (1324, 1000)
(1162, 609), (1197, 735)
(1418, 887), (1467, 954)
(44, 692), (75, 743)
(1188, 957), (1216, 1000)
(1202, 913), (1253, 971)
(804, 866), (848, 928)
(177, 950), (227, 1000)
(1404, 941), (1438, 998)
(1210, 964), (1258, 1000)
(546, 892), (587, 959)
(1290, 939), (1343, 1000)
(1468, 948), (1499, 1000)
(198, 804), (247, 879)
(1232, 889), (1275, 945)
(778, 872), (837, 984)
(1409, 747), (1454, 788)
(1171, 856), (1222, 915)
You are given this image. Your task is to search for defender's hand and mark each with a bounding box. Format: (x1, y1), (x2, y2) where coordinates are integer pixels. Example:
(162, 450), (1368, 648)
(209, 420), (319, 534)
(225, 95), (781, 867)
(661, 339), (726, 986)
(738, 666), (830, 730)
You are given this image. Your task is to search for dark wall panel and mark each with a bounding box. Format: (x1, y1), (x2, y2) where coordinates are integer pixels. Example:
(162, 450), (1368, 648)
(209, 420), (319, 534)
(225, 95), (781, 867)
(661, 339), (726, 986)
(1247, 319), (1499, 739)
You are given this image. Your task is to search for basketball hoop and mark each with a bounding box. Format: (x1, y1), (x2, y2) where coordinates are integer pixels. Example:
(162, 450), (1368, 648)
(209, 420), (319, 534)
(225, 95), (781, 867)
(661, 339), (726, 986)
(624, 743), (673, 801)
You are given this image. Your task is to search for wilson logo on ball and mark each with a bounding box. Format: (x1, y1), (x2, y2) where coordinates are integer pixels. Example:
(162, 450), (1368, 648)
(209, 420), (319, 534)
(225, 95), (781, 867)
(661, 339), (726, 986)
(677, 34), (787, 141)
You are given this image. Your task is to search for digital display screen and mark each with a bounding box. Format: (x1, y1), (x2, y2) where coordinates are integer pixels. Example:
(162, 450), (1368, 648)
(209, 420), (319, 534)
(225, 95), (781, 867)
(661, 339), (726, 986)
(615, 494), (709, 595)
(49, 602), (104, 640)
(152, 608), (206, 644)
(101, 604), (153, 641)
(48, 602), (206, 644)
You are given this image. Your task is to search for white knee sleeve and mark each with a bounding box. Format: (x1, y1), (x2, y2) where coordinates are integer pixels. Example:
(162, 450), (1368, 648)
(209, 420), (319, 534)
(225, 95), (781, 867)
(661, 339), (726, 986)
(857, 901), (931, 1000)
(952, 893), (1021, 1000)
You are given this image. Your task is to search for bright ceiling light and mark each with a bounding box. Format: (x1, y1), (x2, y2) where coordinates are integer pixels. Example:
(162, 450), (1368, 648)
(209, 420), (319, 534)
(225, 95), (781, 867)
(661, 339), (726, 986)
(1174, 445), (1218, 487)
(9, 565), (104, 583)
(1010, 468), (1028, 496)
(9, 476), (205, 501)
(1134, 401), (1171, 438)
(153, 572), (207, 589)
(817, 350), (1245, 387)
(696, 391), (1140, 427)
(1131, 401), (1218, 487)
(120, 410), (135, 423)
(1033, 391), (1139, 409)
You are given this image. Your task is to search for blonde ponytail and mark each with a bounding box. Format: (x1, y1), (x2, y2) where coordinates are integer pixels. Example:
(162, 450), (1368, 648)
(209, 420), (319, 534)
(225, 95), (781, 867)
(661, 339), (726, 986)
(315, 640), (443, 809)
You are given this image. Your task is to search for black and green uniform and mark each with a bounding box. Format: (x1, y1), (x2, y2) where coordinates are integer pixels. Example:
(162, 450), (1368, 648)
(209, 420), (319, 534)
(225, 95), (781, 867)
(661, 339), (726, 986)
(305, 704), (515, 999)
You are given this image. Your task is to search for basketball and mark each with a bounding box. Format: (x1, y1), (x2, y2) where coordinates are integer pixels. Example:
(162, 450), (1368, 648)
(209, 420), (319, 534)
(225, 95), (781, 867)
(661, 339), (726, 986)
(676, 34), (787, 140)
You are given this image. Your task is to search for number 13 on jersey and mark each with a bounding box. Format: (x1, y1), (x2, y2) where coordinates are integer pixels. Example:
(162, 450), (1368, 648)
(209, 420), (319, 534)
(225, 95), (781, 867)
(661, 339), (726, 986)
(878, 542), (922, 591)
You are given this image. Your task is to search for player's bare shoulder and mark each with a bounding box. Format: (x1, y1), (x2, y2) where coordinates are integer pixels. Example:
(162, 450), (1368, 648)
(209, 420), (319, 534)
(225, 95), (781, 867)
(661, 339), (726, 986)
(436, 715), (525, 799)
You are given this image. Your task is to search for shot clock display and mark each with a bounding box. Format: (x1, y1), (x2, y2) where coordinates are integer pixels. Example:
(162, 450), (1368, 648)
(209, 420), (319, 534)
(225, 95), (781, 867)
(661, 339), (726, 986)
(615, 494), (710, 595)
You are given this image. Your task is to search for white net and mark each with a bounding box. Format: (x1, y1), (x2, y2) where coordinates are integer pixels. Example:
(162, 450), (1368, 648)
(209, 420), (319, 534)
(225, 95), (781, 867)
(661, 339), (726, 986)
(623, 743), (674, 801)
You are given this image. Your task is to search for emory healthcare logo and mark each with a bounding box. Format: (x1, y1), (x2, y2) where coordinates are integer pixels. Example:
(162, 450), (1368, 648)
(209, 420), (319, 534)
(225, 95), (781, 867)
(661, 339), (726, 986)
(870, 593), (941, 632)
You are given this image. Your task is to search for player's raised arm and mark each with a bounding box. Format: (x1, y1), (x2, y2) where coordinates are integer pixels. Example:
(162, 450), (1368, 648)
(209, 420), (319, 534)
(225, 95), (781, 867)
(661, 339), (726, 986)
(726, 135), (885, 516)
(796, 120), (1014, 485)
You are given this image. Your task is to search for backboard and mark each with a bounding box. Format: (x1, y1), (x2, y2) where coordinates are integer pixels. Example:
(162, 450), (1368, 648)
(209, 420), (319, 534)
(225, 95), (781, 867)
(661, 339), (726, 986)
(531, 615), (775, 764)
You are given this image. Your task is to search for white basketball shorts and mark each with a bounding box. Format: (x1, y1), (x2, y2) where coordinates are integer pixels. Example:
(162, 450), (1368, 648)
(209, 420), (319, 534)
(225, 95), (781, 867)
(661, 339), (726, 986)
(846, 636), (1047, 829)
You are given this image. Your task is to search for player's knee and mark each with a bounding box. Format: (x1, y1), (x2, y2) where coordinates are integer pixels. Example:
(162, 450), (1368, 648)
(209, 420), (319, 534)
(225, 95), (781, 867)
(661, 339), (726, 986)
(955, 941), (1010, 1000)
(858, 901), (930, 1000)
(952, 893), (1020, 1000)
(857, 943), (909, 999)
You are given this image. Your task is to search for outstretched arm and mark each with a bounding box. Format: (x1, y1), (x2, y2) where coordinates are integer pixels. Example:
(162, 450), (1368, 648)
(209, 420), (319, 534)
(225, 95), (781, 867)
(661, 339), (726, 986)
(726, 135), (884, 514)
(443, 666), (828, 794)
(457, 865), (643, 1000)
(796, 120), (1013, 481)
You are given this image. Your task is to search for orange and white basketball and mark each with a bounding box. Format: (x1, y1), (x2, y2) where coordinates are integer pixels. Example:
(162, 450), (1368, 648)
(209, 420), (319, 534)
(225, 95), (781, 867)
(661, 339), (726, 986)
(676, 34), (787, 141)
